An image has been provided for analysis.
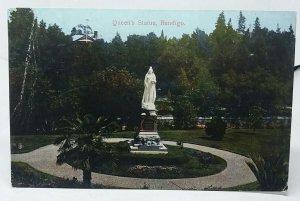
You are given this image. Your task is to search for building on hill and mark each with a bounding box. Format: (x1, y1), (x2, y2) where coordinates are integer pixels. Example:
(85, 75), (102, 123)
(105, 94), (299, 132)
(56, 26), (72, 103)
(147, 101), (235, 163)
(72, 33), (97, 43)
(71, 22), (98, 43)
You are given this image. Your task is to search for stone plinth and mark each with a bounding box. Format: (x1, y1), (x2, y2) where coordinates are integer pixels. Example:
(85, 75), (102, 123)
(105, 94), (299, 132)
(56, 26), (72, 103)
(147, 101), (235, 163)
(130, 111), (168, 154)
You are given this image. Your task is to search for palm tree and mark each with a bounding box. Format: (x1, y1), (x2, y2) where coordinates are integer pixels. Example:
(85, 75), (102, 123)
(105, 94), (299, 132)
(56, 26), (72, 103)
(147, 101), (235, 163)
(247, 153), (288, 191)
(54, 114), (115, 187)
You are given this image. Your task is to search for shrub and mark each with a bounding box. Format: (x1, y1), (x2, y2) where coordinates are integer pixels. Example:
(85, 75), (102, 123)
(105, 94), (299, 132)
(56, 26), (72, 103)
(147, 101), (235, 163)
(247, 153), (288, 191)
(248, 106), (265, 133)
(205, 116), (226, 140)
(173, 98), (197, 129)
(115, 141), (130, 152)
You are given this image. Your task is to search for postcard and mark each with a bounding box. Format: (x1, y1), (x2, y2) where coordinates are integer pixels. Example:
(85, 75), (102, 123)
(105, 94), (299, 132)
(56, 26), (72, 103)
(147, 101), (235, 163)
(9, 8), (296, 191)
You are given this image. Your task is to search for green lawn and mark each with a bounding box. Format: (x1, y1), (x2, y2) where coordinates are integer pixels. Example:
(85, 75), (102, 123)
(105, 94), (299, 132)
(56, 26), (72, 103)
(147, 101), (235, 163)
(112, 128), (291, 158)
(11, 134), (62, 154)
(11, 128), (291, 158)
(11, 162), (109, 188)
(11, 162), (86, 188)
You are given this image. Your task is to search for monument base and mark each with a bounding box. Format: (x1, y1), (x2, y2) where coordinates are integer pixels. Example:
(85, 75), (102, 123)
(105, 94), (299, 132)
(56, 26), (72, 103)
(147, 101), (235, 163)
(130, 143), (168, 154)
(130, 132), (168, 154)
(129, 111), (168, 154)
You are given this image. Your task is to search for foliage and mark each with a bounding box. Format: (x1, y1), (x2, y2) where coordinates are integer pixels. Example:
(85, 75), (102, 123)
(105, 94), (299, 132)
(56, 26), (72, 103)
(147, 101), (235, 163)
(247, 153), (289, 191)
(107, 33), (128, 68)
(237, 11), (246, 33)
(172, 98), (197, 129)
(54, 114), (115, 187)
(9, 9), (74, 135)
(126, 32), (160, 77)
(205, 116), (226, 140)
(8, 9), (295, 135)
(83, 67), (143, 128)
(8, 8), (35, 69)
(248, 106), (265, 133)
(114, 141), (130, 152)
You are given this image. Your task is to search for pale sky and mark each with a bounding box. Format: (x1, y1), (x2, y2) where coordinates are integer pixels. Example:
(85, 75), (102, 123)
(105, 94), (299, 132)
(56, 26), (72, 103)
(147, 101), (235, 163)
(30, 9), (296, 42)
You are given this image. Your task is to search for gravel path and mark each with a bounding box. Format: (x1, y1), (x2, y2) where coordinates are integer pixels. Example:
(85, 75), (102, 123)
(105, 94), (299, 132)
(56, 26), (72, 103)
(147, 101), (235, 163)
(11, 138), (257, 190)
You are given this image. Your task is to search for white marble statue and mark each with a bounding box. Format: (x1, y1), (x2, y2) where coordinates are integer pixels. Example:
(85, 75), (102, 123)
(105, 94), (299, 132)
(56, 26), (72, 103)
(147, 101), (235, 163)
(142, 66), (156, 111)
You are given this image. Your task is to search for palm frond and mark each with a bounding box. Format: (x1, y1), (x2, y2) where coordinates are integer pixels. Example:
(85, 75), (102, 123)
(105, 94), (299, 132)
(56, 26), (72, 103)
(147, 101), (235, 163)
(55, 114), (116, 185)
(247, 152), (288, 191)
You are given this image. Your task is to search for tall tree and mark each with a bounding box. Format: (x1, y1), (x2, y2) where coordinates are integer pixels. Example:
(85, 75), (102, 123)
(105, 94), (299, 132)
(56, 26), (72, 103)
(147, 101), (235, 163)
(8, 8), (35, 69)
(191, 28), (209, 57)
(126, 34), (149, 77)
(237, 11), (246, 34)
(106, 33), (127, 68)
(209, 12), (241, 76)
(253, 17), (261, 33)
(217, 11), (226, 26)
(9, 9), (38, 134)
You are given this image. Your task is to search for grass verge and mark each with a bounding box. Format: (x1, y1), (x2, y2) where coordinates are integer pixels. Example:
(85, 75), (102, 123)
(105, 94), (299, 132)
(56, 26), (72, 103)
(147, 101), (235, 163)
(11, 162), (100, 188)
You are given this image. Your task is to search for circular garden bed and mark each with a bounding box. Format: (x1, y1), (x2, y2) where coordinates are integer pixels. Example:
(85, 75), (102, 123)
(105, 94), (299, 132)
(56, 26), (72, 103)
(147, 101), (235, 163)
(89, 142), (227, 179)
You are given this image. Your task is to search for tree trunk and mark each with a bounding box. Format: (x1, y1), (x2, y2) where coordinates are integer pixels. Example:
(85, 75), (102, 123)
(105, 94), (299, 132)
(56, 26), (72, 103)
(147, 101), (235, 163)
(11, 18), (37, 133)
(82, 169), (91, 187)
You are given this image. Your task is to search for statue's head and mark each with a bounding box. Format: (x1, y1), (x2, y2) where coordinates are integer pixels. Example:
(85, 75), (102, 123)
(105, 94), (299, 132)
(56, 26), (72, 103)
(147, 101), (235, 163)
(148, 66), (153, 74)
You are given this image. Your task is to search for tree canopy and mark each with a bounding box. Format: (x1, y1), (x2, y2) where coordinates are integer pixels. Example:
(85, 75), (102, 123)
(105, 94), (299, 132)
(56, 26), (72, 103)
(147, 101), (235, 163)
(9, 9), (295, 133)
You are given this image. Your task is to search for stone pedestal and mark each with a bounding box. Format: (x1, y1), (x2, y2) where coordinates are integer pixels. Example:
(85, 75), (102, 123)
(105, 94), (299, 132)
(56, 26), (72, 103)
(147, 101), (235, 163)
(130, 111), (168, 154)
